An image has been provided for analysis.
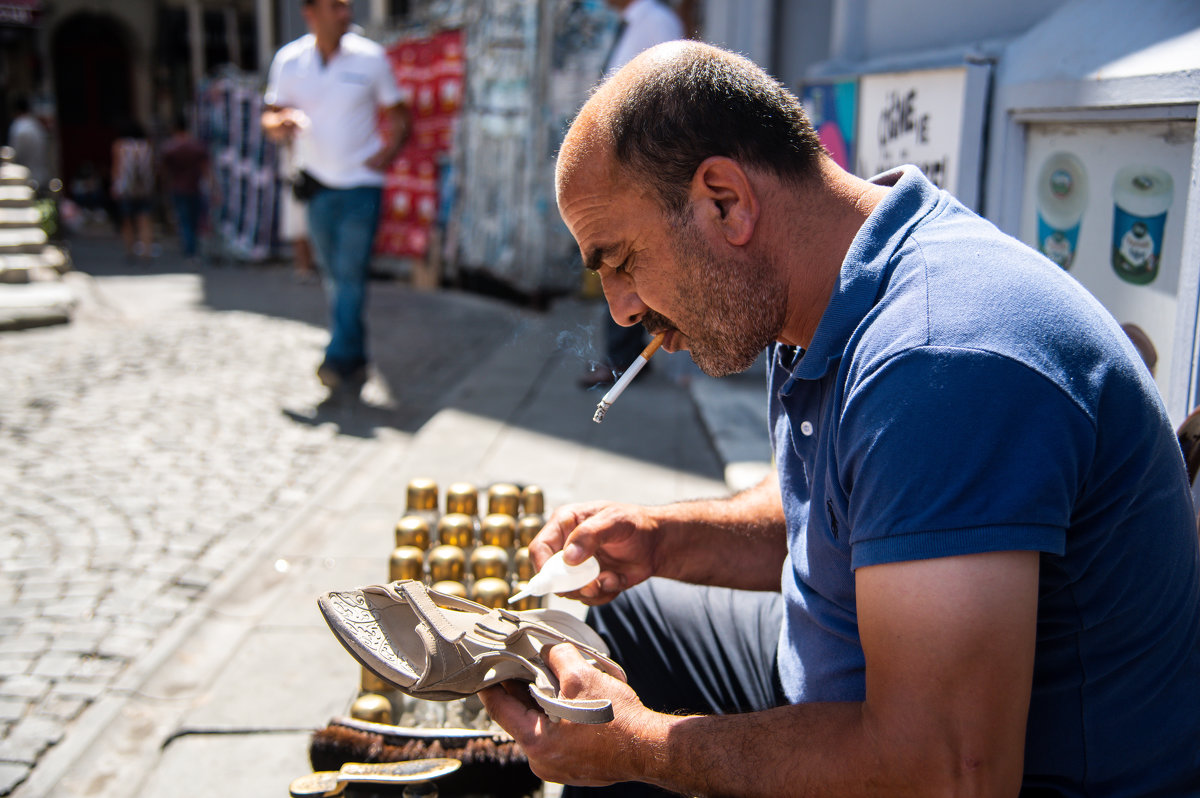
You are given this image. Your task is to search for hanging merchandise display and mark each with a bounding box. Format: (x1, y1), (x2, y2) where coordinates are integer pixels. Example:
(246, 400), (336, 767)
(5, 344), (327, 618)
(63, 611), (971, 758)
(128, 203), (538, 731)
(196, 69), (281, 262)
(376, 29), (465, 260)
(450, 0), (613, 297)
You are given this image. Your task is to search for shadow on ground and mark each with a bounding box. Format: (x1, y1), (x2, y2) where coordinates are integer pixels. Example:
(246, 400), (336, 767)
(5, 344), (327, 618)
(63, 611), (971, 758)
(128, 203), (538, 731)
(66, 231), (724, 481)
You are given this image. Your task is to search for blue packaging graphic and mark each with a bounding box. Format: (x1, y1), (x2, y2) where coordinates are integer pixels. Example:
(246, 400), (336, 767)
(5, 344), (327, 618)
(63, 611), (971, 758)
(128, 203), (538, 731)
(1111, 165), (1173, 285)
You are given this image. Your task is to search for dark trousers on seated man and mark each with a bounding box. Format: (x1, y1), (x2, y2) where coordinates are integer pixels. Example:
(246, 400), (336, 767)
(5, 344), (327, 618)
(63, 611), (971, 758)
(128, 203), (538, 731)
(562, 579), (785, 798)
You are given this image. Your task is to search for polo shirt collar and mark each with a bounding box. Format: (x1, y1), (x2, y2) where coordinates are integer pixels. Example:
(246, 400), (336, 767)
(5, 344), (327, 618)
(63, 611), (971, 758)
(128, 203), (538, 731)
(780, 165), (942, 387)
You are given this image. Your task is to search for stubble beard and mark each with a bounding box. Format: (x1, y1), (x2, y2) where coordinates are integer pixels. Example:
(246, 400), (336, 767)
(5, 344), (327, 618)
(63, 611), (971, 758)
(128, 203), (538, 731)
(655, 219), (786, 378)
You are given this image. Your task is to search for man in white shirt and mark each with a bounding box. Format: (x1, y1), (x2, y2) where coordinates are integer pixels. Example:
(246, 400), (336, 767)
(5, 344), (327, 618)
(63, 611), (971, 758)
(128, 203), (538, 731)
(7, 97), (50, 192)
(581, 0), (685, 389)
(262, 0), (408, 395)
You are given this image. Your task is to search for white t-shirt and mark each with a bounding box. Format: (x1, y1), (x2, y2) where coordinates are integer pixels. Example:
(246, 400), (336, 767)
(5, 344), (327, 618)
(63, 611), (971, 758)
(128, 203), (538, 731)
(264, 32), (403, 189)
(606, 0), (685, 75)
(8, 115), (49, 188)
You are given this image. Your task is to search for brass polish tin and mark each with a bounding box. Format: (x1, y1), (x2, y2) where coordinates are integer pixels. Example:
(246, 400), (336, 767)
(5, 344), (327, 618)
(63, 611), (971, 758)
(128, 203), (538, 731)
(394, 515), (431, 550)
(428, 544), (465, 582)
(431, 579), (467, 599)
(445, 482), (479, 516)
(517, 514), (544, 547)
(437, 513), (474, 547)
(520, 485), (545, 515)
(480, 513), (516, 548)
(470, 545), (510, 581)
(350, 692), (392, 724)
(361, 665), (392, 694)
(472, 576), (511, 608)
(486, 483), (520, 517)
(406, 478), (439, 512)
(388, 546), (425, 582)
(514, 547), (534, 581)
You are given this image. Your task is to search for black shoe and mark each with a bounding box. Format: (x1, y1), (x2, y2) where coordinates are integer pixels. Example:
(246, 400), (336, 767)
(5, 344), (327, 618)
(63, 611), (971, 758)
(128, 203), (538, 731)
(317, 361), (368, 393)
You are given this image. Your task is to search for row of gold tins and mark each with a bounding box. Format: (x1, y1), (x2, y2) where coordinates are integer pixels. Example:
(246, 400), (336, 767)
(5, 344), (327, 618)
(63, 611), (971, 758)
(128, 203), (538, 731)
(351, 480), (549, 722)
(391, 479), (547, 612)
(405, 478), (544, 518)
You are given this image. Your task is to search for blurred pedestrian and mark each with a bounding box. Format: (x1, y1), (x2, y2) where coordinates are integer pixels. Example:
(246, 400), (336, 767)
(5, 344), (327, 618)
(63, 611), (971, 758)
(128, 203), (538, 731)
(111, 119), (158, 260)
(6, 96), (50, 192)
(580, 0), (685, 389)
(159, 114), (210, 261)
(262, 0), (409, 396)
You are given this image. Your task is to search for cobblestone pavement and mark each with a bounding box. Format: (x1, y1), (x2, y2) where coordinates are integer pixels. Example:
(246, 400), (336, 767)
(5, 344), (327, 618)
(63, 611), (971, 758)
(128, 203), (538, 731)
(0, 233), (532, 795)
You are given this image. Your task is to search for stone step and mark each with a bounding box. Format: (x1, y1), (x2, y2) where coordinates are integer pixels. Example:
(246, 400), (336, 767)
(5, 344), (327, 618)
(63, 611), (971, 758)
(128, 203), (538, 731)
(0, 186), (36, 204)
(0, 246), (69, 274)
(0, 207), (41, 226)
(0, 163), (31, 183)
(0, 228), (47, 248)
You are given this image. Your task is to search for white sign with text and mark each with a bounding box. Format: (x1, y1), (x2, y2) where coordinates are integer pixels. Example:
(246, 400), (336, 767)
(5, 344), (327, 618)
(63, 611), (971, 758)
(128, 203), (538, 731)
(855, 67), (970, 196)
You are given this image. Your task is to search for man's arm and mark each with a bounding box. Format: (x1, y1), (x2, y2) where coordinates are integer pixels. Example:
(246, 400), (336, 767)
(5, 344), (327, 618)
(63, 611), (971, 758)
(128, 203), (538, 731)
(483, 549), (1038, 796)
(530, 470), (788, 601)
(364, 102), (410, 172)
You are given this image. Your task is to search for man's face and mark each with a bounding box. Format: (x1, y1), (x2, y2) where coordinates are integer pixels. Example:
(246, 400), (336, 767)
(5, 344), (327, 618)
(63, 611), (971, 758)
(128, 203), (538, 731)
(560, 160), (785, 377)
(304, 0), (352, 42)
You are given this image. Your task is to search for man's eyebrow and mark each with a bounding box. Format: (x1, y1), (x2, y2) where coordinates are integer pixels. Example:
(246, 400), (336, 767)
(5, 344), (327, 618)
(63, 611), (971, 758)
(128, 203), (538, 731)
(584, 243), (620, 273)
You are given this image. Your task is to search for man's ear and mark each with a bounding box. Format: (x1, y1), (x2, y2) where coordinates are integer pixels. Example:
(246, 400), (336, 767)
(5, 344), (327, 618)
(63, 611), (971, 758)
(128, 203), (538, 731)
(689, 156), (759, 247)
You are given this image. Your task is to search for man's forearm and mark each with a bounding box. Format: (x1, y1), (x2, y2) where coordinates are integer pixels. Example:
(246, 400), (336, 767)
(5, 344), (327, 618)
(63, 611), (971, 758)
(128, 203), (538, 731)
(653, 471), (787, 590)
(638, 700), (1004, 798)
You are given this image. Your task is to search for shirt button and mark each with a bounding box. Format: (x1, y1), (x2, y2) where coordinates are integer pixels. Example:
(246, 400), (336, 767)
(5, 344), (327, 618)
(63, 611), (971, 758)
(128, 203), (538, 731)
(800, 421), (813, 436)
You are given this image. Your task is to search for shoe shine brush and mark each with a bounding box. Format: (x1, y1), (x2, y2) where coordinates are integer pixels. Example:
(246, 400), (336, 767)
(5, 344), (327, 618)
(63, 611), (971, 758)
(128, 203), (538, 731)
(592, 332), (665, 423)
(508, 550), (600, 604)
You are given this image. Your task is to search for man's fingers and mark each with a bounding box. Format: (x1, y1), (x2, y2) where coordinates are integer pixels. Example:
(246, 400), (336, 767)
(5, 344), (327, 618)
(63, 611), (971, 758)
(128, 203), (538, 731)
(479, 682), (539, 732)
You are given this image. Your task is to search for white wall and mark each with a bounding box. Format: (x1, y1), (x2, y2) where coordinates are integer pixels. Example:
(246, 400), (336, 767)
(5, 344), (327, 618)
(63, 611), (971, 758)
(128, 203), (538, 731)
(849, 0), (1066, 64)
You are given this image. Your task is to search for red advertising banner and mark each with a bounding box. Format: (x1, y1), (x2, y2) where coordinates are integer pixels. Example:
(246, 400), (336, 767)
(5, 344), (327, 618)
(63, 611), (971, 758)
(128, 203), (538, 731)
(375, 29), (464, 258)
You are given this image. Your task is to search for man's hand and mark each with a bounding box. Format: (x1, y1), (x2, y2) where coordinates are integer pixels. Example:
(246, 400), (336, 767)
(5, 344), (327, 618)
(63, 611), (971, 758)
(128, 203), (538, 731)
(480, 644), (669, 787)
(365, 102), (410, 172)
(261, 107), (307, 143)
(530, 501), (661, 604)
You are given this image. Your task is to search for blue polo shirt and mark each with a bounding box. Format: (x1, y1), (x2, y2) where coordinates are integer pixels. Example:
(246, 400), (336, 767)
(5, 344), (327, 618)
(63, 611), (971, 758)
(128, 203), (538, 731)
(772, 166), (1200, 794)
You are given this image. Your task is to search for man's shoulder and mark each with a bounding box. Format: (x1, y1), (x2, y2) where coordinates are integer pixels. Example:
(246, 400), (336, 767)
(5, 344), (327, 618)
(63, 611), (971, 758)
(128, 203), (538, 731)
(275, 34), (316, 64)
(340, 32), (386, 59)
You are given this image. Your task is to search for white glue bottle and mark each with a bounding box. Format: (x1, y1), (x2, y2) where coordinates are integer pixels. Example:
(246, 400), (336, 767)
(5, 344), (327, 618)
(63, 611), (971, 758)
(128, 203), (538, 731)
(508, 550), (600, 605)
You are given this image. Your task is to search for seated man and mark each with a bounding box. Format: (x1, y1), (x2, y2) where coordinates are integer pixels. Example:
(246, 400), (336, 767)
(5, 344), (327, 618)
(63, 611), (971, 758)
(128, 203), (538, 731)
(480, 42), (1200, 796)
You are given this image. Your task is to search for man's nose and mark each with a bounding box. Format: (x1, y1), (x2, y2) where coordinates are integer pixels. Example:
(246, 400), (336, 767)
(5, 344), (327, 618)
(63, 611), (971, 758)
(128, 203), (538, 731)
(600, 272), (648, 328)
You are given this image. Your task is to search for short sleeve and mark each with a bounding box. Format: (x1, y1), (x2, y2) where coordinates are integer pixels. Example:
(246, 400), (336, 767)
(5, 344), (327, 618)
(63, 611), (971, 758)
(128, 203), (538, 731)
(838, 347), (1090, 568)
(263, 52), (285, 107)
(373, 52), (404, 109)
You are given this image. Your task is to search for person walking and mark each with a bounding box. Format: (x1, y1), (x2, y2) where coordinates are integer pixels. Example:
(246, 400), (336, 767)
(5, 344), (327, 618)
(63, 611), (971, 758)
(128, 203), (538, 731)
(111, 120), (158, 260)
(159, 114), (210, 261)
(580, 0), (685, 389)
(262, 0), (409, 395)
(6, 97), (50, 192)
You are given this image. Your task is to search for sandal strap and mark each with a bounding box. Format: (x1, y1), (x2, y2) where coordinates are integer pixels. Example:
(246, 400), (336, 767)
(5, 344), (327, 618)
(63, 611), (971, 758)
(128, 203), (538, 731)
(528, 683), (615, 724)
(395, 580), (466, 644)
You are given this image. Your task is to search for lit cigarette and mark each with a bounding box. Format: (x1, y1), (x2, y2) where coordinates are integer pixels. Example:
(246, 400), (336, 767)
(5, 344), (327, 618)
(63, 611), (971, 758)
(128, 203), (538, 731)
(592, 333), (665, 423)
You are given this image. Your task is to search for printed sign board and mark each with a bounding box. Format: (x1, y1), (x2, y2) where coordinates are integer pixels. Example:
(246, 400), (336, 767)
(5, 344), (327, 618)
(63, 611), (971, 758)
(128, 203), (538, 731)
(854, 65), (988, 208)
(1019, 120), (1194, 398)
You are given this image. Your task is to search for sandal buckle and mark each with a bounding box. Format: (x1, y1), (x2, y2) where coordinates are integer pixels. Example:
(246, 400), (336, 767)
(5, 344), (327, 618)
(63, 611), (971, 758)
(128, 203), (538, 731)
(474, 609), (521, 643)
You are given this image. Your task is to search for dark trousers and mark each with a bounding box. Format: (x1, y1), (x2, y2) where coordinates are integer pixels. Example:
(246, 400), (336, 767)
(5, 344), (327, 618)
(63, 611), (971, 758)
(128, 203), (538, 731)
(562, 579), (785, 797)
